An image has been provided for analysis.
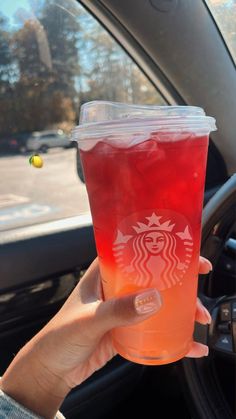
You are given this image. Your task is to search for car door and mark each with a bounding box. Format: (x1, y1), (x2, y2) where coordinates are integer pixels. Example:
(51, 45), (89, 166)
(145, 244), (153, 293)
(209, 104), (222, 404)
(57, 132), (70, 148)
(0, 1), (234, 419)
(40, 133), (57, 149)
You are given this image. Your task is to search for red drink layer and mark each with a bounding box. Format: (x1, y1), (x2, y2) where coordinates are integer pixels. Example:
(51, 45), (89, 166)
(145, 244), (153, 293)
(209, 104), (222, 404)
(80, 132), (209, 365)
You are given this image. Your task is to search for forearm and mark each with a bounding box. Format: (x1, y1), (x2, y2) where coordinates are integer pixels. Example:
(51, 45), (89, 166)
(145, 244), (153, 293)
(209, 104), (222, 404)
(0, 338), (70, 419)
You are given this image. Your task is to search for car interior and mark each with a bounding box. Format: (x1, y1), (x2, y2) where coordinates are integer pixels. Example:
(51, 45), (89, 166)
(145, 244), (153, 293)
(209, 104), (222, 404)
(0, 1), (235, 418)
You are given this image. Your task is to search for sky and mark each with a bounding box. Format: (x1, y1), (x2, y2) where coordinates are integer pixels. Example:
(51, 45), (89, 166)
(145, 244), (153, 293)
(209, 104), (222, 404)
(1, 0), (31, 16)
(1, 0), (32, 26)
(208, 0), (235, 5)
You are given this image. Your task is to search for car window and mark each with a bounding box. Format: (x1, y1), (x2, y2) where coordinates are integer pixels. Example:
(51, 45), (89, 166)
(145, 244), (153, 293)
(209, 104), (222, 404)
(0, 0), (166, 232)
(205, 0), (236, 62)
(41, 134), (57, 139)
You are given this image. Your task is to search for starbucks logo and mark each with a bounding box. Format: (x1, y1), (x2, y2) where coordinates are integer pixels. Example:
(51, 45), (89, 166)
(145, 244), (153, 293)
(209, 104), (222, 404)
(112, 211), (193, 290)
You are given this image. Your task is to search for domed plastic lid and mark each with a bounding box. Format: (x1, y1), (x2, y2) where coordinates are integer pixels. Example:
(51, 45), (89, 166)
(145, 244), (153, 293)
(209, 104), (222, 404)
(72, 101), (217, 148)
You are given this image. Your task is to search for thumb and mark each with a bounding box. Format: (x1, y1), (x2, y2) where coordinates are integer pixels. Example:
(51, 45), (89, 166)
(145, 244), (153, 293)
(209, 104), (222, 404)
(94, 289), (162, 335)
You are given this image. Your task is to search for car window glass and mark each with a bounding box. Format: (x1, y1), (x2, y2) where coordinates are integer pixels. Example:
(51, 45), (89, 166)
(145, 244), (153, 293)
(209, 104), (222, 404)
(205, 0), (236, 62)
(0, 0), (166, 232)
(41, 134), (56, 138)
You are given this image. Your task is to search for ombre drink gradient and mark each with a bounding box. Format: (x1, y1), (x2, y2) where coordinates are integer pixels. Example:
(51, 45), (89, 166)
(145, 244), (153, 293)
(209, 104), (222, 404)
(73, 102), (216, 365)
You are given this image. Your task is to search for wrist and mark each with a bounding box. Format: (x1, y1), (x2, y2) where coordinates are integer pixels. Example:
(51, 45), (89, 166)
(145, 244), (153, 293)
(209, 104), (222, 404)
(0, 338), (71, 419)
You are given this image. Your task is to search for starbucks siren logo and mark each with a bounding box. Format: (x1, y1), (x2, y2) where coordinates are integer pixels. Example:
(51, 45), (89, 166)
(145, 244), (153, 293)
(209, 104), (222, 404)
(112, 211), (193, 290)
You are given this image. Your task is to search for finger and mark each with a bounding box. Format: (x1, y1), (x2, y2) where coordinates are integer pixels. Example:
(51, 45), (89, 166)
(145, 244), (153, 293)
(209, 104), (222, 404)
(71, 334), (117, 386)
(70, 258), (102, 304)
(185, 341), (209, 358)
(199, 256), (212, 274)
(93, 288), (162, 335)
(195, 298), (211, 325)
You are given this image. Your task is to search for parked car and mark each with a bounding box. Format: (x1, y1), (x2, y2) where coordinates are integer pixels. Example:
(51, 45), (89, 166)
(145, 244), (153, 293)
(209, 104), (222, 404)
(0, 133), (31, 154)
(25, 130), (70, 153)
(13, 132), (33, 153)
(0, 1), (235, 419)
(0, 136), (19, 154)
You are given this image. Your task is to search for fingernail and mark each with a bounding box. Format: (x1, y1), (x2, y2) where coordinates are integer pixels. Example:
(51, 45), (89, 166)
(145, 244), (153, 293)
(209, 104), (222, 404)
(203, 306), (212, 325)
(201, 256), (213, 272)
(204, 346), (209, 357)
(134, 289), (162, 315)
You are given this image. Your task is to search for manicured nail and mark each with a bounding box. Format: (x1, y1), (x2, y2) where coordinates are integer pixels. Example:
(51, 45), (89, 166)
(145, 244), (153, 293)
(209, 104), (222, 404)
(134, 289), (162, 315)
(200, 256), (213, 272)
(204, 346), (209, 357)
(203, 307), (212, 325)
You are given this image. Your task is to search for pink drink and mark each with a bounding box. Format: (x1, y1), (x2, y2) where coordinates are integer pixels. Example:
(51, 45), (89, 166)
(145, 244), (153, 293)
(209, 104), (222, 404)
(74, 102), (216, 365)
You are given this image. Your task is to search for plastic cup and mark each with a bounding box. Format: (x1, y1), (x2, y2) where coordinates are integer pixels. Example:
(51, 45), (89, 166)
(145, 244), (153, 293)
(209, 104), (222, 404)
(72, 101), (217, 365)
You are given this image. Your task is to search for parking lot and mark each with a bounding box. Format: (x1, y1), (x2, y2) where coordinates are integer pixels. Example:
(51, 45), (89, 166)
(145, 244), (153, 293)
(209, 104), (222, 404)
(0, 148), (90, 232)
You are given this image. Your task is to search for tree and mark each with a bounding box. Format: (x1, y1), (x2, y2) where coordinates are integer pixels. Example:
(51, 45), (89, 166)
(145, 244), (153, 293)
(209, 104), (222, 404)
(0, 15), (14, 83)
(0, 0), (162, 141)
(0, 15), (19, 137)
(78, 18), (163, 105)
(0, 0), (84, 136)
(39, 0), (82, 97)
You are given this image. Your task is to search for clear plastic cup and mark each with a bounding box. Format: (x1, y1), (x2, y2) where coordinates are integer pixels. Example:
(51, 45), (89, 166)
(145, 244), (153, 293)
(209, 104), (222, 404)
(72, 101), (216, 365)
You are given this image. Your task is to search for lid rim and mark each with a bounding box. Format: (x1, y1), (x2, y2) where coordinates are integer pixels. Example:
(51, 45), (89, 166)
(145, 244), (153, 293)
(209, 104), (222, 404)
(79, 101), (206, 125)
(80, 100), (205, 112)
(76, 102), (216, 142)
(73, 118), (217, 141)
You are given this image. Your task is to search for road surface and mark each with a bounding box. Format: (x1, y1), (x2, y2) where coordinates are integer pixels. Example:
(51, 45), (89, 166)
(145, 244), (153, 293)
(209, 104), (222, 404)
(0, 148), (90, 232)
